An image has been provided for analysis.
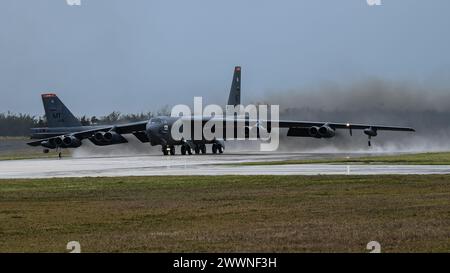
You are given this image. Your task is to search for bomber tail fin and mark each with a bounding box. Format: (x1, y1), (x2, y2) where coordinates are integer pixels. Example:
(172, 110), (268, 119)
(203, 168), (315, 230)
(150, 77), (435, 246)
(227, 66), (241, 106)
(41, 93), (81, 128)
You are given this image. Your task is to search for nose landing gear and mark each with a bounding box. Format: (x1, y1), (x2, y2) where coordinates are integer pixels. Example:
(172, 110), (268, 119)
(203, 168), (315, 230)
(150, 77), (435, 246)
(162, 145), (176, 155)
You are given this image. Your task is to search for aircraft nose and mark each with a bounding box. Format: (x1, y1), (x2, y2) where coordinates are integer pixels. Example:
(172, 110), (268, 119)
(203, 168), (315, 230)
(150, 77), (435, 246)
(146, 123), (158, 137)
(146, 122), (165, 141)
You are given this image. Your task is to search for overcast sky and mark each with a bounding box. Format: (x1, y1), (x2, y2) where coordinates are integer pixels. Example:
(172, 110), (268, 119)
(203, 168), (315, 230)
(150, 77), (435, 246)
(0, 0), (449, 116)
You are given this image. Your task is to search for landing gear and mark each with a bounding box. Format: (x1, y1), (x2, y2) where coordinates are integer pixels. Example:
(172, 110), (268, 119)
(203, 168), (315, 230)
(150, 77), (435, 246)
(194, 145), (200, 155)
(180, 145), (192, 155)
(162, 145), (176, 155)
(212, 143), (223, 154)
(200, 144), (207, 154)
(162, 146), (169, 156)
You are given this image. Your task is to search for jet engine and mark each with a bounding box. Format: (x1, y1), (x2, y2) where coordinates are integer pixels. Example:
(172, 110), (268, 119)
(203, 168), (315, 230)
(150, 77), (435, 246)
(54, 137), (64, 146)
(40, 140), (56, 149)
(94, 132), (105, 142)
(318, 125), (335, 138)
(308, 126), (321, 138)
(103, 131), (123, 143)
(62, 136), (82, 148)
(91, 130), (128, 146)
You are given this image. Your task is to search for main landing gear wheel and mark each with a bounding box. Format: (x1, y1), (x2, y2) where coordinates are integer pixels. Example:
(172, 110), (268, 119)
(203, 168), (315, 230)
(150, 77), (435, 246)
(181, 145), (192, 155)
(162, 146), (169, 156)
(200, 144), (207, 154)
(212, 144), (223, 154)
(170, 146), (176, 155)
(194, 145), (200, 155)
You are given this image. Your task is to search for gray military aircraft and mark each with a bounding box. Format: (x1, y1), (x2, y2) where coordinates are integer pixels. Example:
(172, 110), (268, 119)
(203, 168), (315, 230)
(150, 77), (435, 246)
(29, 93), (130, 153)
(28, 66), (415, 155)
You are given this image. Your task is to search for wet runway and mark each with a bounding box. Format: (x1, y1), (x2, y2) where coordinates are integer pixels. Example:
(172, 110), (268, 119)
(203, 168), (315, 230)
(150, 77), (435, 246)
(1, 152), (450, 178)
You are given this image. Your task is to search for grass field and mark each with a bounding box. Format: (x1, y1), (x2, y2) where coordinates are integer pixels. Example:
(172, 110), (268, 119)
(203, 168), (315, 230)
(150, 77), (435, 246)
(0, 175), (449, 253)
(234, 152), (450, 166)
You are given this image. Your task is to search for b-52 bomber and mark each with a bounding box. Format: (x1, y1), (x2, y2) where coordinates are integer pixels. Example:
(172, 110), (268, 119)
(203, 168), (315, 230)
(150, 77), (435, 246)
(28, 67), (415, 155)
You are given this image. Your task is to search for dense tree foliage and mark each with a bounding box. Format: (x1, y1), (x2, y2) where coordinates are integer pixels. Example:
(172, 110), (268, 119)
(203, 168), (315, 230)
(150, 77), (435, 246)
(0, 107), (171, 136)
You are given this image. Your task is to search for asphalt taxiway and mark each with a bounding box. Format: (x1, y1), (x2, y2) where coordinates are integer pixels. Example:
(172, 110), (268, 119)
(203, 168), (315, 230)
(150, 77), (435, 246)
(1, 152), (450, 178)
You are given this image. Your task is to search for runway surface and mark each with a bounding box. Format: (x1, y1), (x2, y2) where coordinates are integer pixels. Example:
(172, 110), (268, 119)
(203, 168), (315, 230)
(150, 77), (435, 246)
(1, 152), (450, 178)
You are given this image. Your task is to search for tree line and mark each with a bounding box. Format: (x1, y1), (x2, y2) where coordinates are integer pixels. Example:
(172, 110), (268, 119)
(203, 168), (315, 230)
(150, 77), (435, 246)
(0, 106), (171, 137)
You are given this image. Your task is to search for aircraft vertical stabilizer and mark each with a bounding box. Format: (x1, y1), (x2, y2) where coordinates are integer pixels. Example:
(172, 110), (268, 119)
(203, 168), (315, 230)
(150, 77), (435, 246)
(41, 93), (81, 128)
(227, 66), (241, 106)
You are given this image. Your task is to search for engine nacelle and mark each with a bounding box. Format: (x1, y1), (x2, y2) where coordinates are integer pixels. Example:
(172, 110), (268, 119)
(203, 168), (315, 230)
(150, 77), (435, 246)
(41, 140), (56, 149)
(364, 128), (378, 137)
(103, 131), (122, 143)
(318, 125), (335, 138)
(54, 137), (64, 146)
(308, 126), (321, 138)
(94, 132), (105, 142)
(63, 136), (82, 148)
(91, 130), (128, 146)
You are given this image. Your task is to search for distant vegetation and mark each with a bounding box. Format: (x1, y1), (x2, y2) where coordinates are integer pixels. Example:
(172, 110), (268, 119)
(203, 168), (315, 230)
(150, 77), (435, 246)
(0, 112), (45, 137)
(0, 106), (171, 137)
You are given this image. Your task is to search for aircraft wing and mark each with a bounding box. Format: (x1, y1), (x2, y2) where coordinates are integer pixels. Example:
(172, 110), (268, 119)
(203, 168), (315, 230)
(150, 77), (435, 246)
(197, 116), (415, 145)
(182, 116), (414, 145)
(275, 120), (415, 131)
(197, 116), (415, 132)
(27, 121), (148, 147)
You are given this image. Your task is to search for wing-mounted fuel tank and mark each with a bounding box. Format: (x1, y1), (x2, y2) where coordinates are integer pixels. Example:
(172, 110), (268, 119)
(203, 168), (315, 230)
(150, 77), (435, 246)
(89, 127), (128, 146)
(363, 127), (378, 146)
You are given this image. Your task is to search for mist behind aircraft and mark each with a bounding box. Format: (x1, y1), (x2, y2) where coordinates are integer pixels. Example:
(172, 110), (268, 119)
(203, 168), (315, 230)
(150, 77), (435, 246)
(260, 78), (450, 153)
